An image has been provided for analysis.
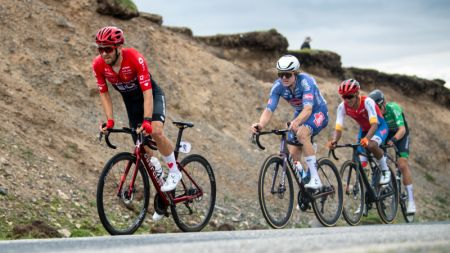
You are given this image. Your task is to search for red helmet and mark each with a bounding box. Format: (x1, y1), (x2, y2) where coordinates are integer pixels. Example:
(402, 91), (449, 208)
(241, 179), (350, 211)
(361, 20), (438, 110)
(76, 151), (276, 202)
(95, 26), (124, 46)
(338, 79), (360, 95)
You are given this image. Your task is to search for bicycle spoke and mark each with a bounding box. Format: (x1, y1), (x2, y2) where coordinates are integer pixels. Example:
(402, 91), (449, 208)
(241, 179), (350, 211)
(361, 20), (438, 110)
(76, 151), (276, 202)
(311, 159), (343, 227)
(258, 155), (294, 229)
(97, 153), (149, 235)
(340, 161), (364, 226)
(171, 154), (216, 232)
(376, 167), (398, 224)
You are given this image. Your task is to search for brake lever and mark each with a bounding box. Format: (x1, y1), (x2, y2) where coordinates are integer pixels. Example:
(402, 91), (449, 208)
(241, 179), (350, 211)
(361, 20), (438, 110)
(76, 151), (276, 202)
(98, 131), (103, 143)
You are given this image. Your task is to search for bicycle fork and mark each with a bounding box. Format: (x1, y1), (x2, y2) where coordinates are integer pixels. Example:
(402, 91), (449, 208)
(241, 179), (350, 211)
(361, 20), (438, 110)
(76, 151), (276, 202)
(270, 158), (288, 198)
(115, 159), (138, 201)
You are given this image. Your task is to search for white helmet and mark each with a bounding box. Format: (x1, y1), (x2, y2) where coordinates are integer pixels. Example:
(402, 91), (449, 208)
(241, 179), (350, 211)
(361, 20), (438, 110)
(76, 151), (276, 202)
(276, 55), (300, 72)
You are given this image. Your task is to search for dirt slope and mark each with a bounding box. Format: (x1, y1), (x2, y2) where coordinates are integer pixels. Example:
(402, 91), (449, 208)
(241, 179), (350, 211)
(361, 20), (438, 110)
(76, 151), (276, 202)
(0, 0), (449, 238)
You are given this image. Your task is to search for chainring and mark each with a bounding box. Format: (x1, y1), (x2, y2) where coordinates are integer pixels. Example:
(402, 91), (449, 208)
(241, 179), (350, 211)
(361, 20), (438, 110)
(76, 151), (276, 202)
(297, 191), (310, 211)
(153, 194), (168, 215)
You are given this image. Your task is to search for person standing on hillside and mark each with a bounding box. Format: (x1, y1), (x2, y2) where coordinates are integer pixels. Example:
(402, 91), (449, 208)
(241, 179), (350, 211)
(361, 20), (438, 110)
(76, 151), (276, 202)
(369, 89), (416, 214)
(300, 36), (311, 50)
(250, 55), (329, 189)
(328, 80), (391, 187)
(92, 26), (181, 221)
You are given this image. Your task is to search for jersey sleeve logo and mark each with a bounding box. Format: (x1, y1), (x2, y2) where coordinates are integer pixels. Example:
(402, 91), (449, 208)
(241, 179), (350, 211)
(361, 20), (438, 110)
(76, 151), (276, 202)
(301, 79), (311, 91)
(304, 93), (313, 100)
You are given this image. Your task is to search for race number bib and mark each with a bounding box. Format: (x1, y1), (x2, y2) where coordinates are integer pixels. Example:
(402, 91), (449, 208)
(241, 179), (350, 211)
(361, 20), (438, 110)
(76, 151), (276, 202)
(179, 141), (192, 153)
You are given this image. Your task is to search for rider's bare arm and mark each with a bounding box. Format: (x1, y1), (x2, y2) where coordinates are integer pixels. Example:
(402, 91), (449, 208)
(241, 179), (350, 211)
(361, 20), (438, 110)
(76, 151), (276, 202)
(99, 91), (114, 121)
(142, 89), (153, 119)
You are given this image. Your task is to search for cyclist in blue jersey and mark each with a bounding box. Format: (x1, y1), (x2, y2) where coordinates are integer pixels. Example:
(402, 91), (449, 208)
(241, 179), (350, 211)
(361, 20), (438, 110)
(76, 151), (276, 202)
(251, 55), (329, 189)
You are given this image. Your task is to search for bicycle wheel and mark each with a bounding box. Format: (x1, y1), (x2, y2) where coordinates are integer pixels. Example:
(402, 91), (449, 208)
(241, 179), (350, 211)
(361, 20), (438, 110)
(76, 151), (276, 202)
(399, 185), (415, 223)
(376, 166), (398, 223)
(311, 158), (343, 227)
(171, 154), (216, 232)
(394, 171), (414, 223)
(258, 155), (294, 229)
(340, 160), (364, 226)
(97, 152), (150, 235)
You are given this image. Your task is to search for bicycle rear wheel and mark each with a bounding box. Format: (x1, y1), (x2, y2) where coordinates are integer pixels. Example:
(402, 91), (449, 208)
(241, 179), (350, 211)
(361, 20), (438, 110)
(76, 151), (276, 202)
(258, 155), (294, 229)
(398, 183), (415, 223)
(96, 152), (150, 235)
(171, 154), (216, 232)
(376, 166), (398, 224)
(311, 158), (343, 227)
(340, 160), (364, 226)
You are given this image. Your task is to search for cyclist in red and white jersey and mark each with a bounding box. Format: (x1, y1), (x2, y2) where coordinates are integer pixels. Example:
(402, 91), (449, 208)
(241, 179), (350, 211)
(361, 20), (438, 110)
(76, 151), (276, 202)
(328, 79), (391, 185)
(92, 26), (180, 221)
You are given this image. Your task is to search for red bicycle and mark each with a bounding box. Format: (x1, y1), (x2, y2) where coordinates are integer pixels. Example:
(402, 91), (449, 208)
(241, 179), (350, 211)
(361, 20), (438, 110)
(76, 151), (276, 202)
(96, 121), (216, 235)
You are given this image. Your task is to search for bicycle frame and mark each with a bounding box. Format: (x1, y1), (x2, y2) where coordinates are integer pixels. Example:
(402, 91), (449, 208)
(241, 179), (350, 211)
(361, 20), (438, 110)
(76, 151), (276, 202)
(103, 124), (204, 209)
(254, 130), (331, 201)
(334, 144), (395, 204)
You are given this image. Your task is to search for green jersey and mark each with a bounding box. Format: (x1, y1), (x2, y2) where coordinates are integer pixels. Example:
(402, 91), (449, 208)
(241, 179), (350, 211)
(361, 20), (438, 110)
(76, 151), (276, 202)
(384, 102), (408, 132)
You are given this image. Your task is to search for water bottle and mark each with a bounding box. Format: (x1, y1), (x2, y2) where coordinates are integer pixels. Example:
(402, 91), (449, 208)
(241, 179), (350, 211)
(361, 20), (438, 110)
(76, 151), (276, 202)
(150, 156), (164, 181)
(144, 154), (164, 185)
(294, 161), (305, 181)
(359, 155), (368, 168)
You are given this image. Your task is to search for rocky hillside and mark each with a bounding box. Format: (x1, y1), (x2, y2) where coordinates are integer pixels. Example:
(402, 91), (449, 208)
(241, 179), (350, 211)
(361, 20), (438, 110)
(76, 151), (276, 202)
(0, 0), (449, 239)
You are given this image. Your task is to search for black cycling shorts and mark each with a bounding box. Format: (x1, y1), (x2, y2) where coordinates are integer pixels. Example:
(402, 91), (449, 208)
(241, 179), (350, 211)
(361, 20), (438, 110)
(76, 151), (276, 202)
(388, 132), (410, 158)
(123, 78), (166, 130)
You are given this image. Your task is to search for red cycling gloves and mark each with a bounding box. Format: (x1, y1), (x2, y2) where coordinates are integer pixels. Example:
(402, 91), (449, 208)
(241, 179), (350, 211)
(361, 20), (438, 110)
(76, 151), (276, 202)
(106, 119), (114, 129)
(142, 119), (152, 134)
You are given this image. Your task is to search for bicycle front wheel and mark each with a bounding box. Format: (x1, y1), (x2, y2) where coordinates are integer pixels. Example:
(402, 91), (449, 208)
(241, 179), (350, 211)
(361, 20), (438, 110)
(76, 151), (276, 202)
(376, 166), (398, 224)
(311, 158), (343, 227)
(258, 155), (294, 229)
(340, 160), (365, 226)
(171, 154), (216, 232)
(96, 152), (150, 235)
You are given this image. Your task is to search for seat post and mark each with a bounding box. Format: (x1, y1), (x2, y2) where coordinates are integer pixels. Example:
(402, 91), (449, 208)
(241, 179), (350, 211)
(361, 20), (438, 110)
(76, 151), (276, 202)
(174, 126), (186, 160)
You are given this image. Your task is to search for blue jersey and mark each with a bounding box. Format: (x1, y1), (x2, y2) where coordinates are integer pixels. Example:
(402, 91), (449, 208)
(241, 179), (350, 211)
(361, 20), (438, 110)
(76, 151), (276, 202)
(266, 73), (327, 113)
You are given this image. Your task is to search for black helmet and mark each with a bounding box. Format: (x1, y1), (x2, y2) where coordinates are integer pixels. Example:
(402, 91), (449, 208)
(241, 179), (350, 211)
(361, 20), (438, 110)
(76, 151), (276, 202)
(368, 89), (385, 106)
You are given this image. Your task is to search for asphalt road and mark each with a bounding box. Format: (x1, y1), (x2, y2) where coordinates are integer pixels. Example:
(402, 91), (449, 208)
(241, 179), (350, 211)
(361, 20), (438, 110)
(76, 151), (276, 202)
(1, 222), (450, 253)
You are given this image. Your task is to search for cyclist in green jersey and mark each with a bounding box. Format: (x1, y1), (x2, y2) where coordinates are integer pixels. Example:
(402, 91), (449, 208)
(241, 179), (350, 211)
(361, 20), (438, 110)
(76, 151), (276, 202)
(369, 89), (416, 214)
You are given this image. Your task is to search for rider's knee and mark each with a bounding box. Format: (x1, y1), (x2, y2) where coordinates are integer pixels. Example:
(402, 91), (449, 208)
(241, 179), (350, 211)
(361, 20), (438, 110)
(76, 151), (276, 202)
(150, 125), (165, 139)
(398, 158), (409, 171)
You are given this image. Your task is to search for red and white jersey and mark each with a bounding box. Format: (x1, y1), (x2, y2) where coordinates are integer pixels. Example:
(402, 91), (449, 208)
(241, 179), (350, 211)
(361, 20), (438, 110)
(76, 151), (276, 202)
(335, 96), (383, 132)
(92, 48), (152, 95)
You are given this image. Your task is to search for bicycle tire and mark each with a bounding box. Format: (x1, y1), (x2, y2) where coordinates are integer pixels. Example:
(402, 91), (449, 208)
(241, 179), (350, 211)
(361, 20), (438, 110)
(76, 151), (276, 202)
(96, 152), (150, 235)
(171, 154), (216, 232)
(340, 160), (364, 226)
(395, 171), (415, 223)
(258, 155), (294, 229)
(376, 166), (399, 224)
(311, 158), (343, 227)
(399, 185), (415, 223)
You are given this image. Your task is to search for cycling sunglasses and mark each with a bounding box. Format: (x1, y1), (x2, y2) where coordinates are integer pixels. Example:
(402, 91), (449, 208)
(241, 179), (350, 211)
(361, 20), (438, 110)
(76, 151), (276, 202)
(98, 46), (116, 54)
(342, 94), (356, 100)
(277, 72), (294, 79)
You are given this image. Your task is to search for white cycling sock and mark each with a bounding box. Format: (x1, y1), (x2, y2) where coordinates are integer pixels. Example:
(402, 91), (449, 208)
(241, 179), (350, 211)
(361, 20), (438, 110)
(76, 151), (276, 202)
(406, 184), (415, 203)
(163, 153), (179, 173)
(305, 155), (318, 178)
(377, 156), (389, 171)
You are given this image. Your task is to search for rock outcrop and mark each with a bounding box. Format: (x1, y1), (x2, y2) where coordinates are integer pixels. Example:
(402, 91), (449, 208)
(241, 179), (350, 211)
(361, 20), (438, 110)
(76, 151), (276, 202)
(345, 67), (450, 108)
(196, 29), (288, 52)
(96, 0), (139, 20)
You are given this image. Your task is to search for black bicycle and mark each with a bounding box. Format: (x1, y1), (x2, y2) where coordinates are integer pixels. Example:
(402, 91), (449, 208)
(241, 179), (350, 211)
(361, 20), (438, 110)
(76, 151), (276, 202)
(96, 121), (216, 235)
(331, 143), (398, 225)
(253, 128), (343, 228)
(384, 145), (414, 223)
